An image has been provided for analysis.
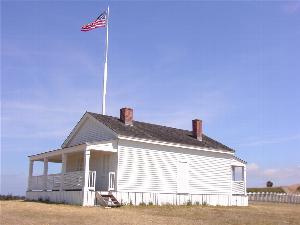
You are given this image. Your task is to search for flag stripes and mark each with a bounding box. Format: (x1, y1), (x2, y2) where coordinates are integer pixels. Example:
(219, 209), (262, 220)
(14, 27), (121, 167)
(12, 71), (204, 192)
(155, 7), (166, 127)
(81, 11), (107, 32)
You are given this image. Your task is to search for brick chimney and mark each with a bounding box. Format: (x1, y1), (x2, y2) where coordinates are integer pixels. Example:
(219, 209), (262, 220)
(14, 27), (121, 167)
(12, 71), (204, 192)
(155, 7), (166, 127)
(192, 119), (202, 141)
(120, 107), (133, 125)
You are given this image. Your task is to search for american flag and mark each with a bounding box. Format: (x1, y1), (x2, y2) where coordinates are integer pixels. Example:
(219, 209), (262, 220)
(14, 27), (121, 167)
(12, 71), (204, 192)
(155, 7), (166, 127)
(81, 11), (107, 32)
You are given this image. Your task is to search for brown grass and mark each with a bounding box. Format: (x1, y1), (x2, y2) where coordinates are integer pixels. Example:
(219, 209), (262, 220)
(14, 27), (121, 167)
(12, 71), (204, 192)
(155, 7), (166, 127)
(282, 183), (300, 194)
(247, 187), (286, 193)
(1, 200), (300, 225)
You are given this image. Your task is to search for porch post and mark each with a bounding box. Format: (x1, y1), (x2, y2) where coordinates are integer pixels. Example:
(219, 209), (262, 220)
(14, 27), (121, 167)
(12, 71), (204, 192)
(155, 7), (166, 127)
(43, 157), (48, 191)
(27, 159), (34, 191)
(83, 149), (91, 206)
(243, 166), (247, 195)
(83, 149), (91, 190)
(60, 153), (67, 191)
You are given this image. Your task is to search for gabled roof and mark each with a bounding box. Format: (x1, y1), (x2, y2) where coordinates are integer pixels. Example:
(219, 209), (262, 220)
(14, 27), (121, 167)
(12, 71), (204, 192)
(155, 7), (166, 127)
(87, 112), (234, 152)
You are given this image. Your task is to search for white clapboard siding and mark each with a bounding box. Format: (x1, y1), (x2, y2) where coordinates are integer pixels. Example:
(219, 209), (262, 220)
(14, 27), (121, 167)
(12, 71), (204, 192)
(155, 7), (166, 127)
(66, 152), (84, 172)
(67, 117), (116, 147)
(177, 161), (189, 193)
(26, 190), (95, 206)
(117, 140), (232, 195)
(232, 181), (245, 194)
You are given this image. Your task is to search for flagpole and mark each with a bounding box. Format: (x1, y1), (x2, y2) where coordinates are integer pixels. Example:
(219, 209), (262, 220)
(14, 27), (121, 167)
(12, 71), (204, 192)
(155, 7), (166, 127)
(102, 6), (109, 115)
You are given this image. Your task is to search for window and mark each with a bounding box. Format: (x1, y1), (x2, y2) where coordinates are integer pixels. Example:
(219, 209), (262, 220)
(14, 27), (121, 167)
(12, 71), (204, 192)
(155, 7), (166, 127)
(232, 166), (243, 181)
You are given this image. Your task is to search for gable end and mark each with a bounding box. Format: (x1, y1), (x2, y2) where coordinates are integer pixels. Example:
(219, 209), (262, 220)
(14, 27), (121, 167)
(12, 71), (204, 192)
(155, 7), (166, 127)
(62, 113), (117, 148)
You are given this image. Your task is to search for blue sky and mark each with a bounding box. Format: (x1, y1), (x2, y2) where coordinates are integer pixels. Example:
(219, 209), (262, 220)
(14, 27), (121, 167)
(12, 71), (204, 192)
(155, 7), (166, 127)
(1, 1), (300, 195)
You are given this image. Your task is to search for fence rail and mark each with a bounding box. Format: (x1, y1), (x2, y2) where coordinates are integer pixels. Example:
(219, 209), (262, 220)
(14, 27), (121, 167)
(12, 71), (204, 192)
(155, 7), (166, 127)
(248, 192), (300, 204)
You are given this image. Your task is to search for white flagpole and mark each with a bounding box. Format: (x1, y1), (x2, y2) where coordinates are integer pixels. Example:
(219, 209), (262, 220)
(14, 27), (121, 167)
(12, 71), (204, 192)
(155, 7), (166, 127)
(102, 6), (109, 115)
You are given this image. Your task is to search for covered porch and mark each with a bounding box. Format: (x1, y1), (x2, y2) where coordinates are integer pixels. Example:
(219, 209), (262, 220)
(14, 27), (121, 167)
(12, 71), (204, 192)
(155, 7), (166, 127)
(27, 141), (118, 205)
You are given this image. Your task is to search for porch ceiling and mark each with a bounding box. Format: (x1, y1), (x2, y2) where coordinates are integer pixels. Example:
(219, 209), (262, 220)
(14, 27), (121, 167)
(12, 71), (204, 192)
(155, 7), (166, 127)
(48, 154), (62, 163)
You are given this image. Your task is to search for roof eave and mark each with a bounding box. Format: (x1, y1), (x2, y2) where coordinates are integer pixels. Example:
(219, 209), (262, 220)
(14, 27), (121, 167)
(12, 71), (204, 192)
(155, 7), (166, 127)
(118, 135), (235, 155)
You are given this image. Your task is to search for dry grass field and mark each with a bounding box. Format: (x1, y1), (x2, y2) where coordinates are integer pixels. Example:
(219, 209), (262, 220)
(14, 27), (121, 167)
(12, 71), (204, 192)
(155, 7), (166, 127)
(1, 200), (300, 225)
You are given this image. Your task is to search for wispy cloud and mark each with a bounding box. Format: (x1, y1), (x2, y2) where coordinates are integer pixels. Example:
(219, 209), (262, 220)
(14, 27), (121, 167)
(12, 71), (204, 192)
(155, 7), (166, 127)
(239, 134), (300, 147)
(283, 1), (300, 14)
(2, 38), (108, 144)
(247, 163), (300, 187)
(2, 98), (89, 141)
(2, 101), (81, 114)
(137, 88), (231, 129)
(247, 162), (259, 172)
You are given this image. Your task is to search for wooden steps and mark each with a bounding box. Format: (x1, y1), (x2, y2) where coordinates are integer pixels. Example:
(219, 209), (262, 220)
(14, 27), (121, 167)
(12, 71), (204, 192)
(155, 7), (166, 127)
(95, 192), (121, 207)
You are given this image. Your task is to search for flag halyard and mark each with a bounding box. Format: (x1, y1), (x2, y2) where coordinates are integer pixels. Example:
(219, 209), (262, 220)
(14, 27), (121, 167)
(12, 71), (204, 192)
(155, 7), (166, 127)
(81, 11), (107, 32)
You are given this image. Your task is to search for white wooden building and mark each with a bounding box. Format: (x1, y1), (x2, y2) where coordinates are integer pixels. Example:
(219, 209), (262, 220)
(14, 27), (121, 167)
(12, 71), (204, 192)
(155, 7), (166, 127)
(26, 107), (248, 206)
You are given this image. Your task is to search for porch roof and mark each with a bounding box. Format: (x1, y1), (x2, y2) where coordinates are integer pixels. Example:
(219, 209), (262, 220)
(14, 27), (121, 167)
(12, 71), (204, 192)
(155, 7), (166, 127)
(28, 144), (85, 161)
(28, 140), (117, 161)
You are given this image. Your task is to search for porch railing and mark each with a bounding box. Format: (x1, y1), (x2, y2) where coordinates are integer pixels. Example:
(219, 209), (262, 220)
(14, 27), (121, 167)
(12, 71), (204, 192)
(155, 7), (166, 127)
(47, 173), (61, 190)
(29, 171), (96, 191)
(232, 181), (245, 195)
(30, 175), (44, 190)
(63, 171), (85, 190)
